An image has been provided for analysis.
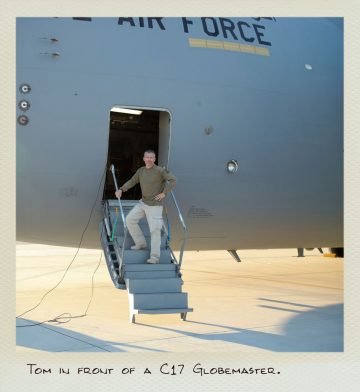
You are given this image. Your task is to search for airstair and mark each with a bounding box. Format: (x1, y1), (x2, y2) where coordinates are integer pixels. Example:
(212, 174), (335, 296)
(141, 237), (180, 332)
(100, 165), (193, 323)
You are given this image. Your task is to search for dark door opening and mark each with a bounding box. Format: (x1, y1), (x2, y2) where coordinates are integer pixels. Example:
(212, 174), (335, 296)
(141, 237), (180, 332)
(103, 107), (170, 200)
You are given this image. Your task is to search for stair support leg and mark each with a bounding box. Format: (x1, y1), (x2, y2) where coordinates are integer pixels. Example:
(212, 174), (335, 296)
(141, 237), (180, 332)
(228, 249), (241, 262)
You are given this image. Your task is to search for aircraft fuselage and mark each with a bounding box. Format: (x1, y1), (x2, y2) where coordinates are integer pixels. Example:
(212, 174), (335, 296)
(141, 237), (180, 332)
(16, 17), (343, 250)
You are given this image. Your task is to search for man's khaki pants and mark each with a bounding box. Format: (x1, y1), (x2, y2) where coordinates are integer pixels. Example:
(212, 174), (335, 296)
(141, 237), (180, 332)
(126, 200), (164, 260)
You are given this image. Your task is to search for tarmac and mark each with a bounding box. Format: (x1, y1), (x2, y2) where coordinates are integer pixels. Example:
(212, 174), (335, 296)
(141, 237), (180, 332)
(16, 244), (343, 353)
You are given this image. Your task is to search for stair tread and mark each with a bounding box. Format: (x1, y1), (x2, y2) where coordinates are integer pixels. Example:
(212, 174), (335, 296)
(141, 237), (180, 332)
(119, 249), (173, 264)
(124, 271), (178, 279)
(133, 292), (187, 297)
(126, 277), (182, 282)
(134, 308), (193, 314)
(130, 291), (189, 310)
(124, 264), (176, 271)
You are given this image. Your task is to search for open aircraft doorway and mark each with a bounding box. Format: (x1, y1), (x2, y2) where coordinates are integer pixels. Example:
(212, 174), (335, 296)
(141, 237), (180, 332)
(102, 106), (171, 200)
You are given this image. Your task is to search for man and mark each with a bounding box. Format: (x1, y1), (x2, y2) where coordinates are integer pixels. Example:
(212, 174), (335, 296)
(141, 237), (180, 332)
(115, 150), (176, 264)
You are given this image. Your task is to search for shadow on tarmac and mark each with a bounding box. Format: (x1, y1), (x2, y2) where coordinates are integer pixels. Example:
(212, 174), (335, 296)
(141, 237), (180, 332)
(16, 318), (166, 353)
(137, 303), (343, 352)
(16, 303), (343, 352)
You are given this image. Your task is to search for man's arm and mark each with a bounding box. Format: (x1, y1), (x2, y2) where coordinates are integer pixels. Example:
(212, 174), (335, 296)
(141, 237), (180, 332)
(115, 169), (140, 198)
(154, 169), (177, 202)
(120, 169), (140, 192)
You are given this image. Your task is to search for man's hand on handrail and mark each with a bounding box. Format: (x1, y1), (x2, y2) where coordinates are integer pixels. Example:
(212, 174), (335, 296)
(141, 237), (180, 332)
(115, 190), (122, 198)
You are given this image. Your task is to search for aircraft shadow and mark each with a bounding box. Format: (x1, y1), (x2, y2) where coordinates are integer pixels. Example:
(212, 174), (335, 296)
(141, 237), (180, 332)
(136, 302), (344, 352)
(16, 318), (166, 353)
(16, 302), (343, 352)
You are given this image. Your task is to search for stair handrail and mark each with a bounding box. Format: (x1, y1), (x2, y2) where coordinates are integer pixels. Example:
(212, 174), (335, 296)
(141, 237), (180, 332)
(110, 164), (128, 273)
(168, 190), (188, 270)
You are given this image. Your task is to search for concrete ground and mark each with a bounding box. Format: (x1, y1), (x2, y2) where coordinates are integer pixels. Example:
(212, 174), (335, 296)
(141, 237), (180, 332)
(16, 244), (343, 353)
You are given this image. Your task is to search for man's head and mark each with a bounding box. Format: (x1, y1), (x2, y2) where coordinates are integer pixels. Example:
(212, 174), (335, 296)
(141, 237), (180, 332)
(143, 150), (156, 168)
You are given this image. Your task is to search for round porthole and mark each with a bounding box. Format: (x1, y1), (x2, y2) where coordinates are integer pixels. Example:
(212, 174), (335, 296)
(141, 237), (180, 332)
(227, 160), (238, 173)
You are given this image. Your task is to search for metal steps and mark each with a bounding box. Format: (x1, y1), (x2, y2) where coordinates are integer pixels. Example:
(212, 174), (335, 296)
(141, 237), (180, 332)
(125, 270), (178, 279)
(119, 248), (172, 264)
(130, 293), (189, 310)
(100, 198), (193, 323)
(127, 277), (183, 294)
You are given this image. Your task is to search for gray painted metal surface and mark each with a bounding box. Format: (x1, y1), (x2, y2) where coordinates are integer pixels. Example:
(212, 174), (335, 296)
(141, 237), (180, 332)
(16, 17), (343, 251)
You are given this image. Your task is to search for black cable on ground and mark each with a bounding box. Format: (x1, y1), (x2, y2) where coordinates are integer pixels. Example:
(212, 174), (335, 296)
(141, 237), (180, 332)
(16, 165), (107, 327)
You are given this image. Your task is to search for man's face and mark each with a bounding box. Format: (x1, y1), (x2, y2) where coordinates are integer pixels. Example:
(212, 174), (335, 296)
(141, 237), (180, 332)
(143, 152), (156, 168)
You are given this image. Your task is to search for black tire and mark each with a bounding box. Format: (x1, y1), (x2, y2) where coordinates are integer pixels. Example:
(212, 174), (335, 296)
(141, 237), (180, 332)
(330, 248), (344, 257)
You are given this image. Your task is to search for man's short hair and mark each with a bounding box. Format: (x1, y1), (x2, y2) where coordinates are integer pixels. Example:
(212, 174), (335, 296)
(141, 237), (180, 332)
(144, 149), (156, 155)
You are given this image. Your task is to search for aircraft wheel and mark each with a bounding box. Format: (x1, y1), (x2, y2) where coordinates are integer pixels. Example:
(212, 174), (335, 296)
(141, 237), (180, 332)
(330, 248), (344, 257)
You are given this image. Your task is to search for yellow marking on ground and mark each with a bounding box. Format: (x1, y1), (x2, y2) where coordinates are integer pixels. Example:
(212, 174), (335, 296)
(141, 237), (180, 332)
(189, 38), (270, 57)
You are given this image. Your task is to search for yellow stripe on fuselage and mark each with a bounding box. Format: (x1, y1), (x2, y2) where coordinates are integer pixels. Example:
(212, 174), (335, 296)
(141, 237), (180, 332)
(189, 38), (270, 57)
